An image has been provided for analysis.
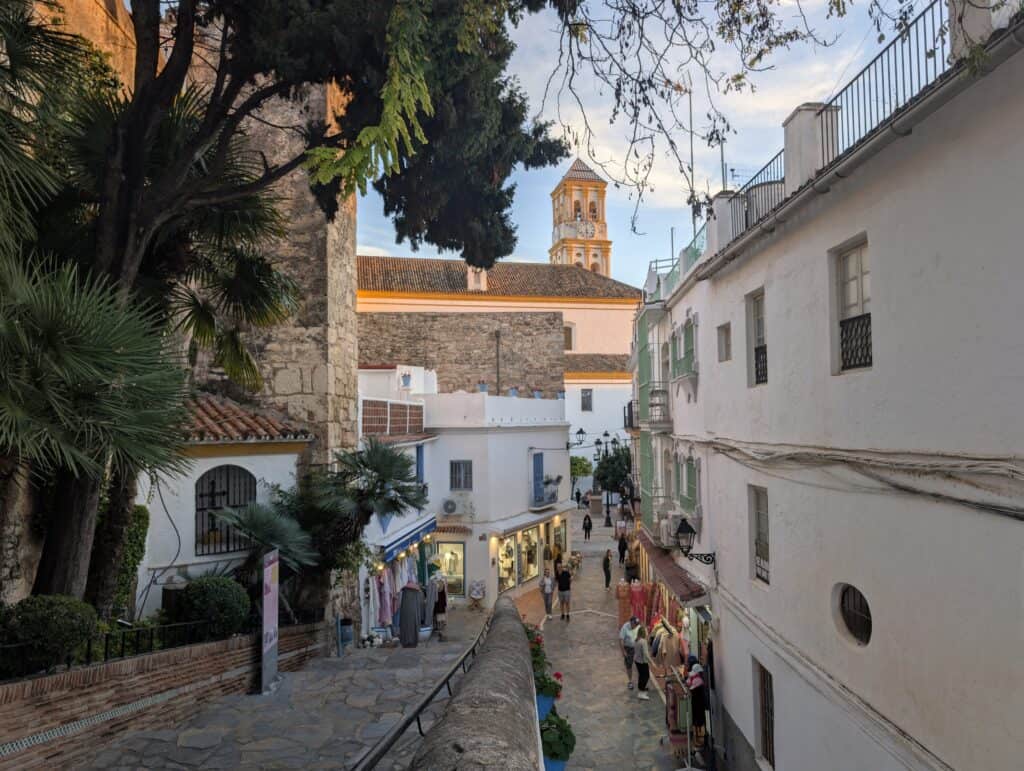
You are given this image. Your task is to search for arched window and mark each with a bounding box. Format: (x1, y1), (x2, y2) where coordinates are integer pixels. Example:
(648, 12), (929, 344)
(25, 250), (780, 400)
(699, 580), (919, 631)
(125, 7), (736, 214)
(836, 584), (872, 645)
(590, 261), (601, 273)
(589, 201), (598, 220)
(573, 200), (582, 221)
(195, 465), (257, 555)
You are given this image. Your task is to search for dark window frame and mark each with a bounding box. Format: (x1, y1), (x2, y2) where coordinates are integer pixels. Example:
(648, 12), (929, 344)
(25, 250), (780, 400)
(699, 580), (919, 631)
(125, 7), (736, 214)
(195, 465), (256, 556)
(581, 388), (593, 412)
(449, 460), (473, 491)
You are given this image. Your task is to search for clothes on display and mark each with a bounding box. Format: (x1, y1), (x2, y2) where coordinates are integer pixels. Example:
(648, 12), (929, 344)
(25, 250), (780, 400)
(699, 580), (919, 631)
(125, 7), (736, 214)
(398, 583), (422, 648)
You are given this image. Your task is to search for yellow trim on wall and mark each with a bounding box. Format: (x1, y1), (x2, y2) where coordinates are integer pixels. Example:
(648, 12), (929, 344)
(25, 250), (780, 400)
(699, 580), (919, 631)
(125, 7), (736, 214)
(357, 290), (639, 305)
(184, 441), (310, 458)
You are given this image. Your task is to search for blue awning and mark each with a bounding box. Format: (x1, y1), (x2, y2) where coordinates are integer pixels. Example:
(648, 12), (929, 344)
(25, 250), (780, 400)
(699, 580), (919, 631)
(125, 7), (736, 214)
(382, 516), (437, 563)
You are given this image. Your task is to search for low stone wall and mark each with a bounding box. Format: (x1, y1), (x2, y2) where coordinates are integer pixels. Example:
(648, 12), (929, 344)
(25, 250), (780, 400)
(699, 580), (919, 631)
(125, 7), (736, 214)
(0, 622), (326, 769)
(411, 597), (539, 770)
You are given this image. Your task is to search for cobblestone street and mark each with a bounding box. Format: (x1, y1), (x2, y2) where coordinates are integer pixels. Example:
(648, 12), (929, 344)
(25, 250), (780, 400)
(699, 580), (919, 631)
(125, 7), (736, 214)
(86, 611), (486, 770)
(516, 511), (678, 771)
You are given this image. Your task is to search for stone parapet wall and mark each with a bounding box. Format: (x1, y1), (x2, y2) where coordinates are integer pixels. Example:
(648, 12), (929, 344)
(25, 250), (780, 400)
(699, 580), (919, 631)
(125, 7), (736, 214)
(359, 312), (565, 397)
(0, 623), (326, 769)
(411, 597), (539, 770)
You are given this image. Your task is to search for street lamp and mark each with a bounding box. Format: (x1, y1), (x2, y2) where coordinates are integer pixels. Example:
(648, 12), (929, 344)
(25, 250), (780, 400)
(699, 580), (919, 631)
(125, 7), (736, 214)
(593, 431), (618, 527)
(566, 426), (587, 450)
(675, 518), (716, 566)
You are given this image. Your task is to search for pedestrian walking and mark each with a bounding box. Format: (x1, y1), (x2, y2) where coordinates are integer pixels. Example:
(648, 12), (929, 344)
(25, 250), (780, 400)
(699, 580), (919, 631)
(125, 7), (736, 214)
(575, 489), (582, 509)
(618, 533), (628, 565)
(540, 568), (555, 619)
(602, 549), (612, 590)
(557, 564), (572, 621)
(582, 514), (593, 541)
(619, 616), (639, 689)
(634, 625), (652, 700)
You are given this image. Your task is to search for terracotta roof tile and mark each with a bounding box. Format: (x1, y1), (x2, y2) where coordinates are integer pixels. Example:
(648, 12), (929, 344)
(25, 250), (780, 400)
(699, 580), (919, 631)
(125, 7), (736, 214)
(562, 158), (606, 183)
(565, 353), (631, 373)
(638, 530), (707, 603)
(185, 394), (312, 443)
(357, 256), (640, 300)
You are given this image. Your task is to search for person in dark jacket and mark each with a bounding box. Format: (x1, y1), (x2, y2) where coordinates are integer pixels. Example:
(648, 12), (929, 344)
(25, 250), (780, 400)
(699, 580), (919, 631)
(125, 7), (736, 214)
(557, 565), (572, 621)
(582, 514), (593, 541)
(602, 550), (613, 590)
(575, 489), (582, 508)
(617, 533), (628, 565)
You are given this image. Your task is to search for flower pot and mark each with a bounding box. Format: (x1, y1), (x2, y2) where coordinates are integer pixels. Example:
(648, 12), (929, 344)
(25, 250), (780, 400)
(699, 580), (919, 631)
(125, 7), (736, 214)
(543, 757), (567, 771)
(536, 694), (555, 721)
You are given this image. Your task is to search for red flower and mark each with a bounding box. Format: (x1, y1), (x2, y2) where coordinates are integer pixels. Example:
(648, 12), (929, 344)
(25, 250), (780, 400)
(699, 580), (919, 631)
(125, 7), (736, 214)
(553, 672), (563, 680)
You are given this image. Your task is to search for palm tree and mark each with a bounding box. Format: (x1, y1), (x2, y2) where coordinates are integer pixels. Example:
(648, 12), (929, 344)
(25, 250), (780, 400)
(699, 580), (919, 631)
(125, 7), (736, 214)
(330, 438), (429, 532)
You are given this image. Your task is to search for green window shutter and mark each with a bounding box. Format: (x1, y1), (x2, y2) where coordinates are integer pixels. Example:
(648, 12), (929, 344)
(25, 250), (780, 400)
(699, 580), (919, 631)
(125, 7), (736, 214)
(674, 461), (681, 501)
(684, 322), (694, 357)
(686, 458), (697, 502)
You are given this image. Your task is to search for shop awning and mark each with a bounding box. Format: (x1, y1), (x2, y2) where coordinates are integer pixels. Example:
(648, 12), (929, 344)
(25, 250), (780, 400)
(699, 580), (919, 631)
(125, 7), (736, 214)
(381, 516), (437, 562)
(638, 530), (708, 605)
(435, 524), (473, 535)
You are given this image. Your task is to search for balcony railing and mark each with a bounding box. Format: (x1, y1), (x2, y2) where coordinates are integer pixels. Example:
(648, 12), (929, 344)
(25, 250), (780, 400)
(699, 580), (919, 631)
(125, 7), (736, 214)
(643, 223), (708, 305)
(672, 350), (695, 379)
(730, 150), (786, 240)
(819, 0), (950, 170)
(840, 313), (873, 370)
(754, 344), (768, 385)
(361, 398), (425, 437)
(624, 399), (640, 430)
(647, 381), (671, 425)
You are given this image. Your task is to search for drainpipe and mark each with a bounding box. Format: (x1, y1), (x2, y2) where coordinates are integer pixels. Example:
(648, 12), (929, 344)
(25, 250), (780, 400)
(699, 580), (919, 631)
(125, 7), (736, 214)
(495, 329), (501, 394)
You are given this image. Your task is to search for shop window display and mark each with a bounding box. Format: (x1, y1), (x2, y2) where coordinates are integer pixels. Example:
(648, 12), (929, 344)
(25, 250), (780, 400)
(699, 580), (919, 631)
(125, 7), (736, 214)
(519, 527), (540, 583)
(437, 542), (465, 596)
(498, 535), (516, 593)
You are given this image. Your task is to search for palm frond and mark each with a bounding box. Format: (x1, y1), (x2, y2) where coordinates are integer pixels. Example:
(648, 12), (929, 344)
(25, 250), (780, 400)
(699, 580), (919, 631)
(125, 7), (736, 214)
(213, 503), (319, 572)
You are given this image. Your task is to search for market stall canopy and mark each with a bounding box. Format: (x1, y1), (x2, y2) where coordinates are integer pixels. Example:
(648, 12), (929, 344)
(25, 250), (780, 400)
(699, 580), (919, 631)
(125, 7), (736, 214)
(381, 516), (437, 562)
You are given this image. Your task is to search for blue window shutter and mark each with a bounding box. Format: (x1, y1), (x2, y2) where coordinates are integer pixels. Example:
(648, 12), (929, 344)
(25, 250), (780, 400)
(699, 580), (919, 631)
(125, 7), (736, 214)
(533, 453), (544, 504)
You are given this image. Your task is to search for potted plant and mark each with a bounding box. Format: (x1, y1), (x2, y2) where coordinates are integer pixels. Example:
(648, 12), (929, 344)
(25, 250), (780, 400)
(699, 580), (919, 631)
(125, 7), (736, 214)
(540, 711), (576, 770)
(477, 380), (488, 393)
(507, 385), (519, 397)
(535, 671), (563, 720)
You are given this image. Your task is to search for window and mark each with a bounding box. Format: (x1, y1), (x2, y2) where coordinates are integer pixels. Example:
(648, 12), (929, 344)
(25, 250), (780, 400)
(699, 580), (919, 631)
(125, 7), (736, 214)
(581, 388), (593, 412)
(437, 542), (465, 596)
(838, 584), (872, 645)
(450, 460), (473, 491)
(573, 200), (582, 220)
(498, 535), (516, 592)
(756, 660), (776, 767)
(837, 244), (872, 370)
(195, 465), (256, 555)
(588, 200), (598, 220)
(751, 486), (769, 583)
(717, 323), (732, 362)
(563, 324), (575, 351)
(748, 291), (767, 385)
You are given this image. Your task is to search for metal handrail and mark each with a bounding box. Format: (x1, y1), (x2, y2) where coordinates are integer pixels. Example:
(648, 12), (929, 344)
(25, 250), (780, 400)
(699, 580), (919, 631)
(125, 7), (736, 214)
(730, 149), (785, 240)
(350, 609), (496, 771)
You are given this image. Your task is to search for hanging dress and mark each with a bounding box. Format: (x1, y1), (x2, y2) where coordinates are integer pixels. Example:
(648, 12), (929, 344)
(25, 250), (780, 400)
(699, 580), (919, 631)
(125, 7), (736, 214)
(630, 581), (646, 620)
(399, 584), (421, 647)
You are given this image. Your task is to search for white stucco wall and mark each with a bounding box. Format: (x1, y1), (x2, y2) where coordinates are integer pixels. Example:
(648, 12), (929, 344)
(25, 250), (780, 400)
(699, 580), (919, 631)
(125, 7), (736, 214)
(638, 44), (1024, 771)
(564, 381), (632, 493)
(134, 449), (301, 619)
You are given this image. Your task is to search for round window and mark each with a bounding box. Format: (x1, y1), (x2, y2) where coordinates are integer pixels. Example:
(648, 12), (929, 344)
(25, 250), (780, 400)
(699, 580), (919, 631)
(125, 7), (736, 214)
(836, 584), (872, 645)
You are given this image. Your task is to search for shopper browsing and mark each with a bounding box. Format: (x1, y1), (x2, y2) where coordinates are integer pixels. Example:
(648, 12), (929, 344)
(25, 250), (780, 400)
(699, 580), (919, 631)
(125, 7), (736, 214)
(540, 568), (555, 619)
(634, 624), (652, 700)
(619, 616), (639, 689)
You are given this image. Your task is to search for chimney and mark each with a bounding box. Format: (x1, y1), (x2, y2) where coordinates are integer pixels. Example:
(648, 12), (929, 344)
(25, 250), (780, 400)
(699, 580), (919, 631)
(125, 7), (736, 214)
(783, 102), (840, 196)
(467, 266), (488, 292)
(705, 190), (740, 257)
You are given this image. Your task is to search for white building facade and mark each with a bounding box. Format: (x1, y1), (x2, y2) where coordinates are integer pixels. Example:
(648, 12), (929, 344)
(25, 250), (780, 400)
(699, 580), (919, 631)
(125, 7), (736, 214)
(632, 6), (1024, 771)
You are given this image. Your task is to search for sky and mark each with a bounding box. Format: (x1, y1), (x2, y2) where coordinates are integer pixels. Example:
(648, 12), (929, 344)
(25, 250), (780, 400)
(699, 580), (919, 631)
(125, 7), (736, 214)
(357, 2), (883, 289)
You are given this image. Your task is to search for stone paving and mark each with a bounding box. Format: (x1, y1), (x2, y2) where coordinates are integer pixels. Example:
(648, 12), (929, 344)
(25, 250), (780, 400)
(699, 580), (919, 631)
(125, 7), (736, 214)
(516, 514), (680, 771)
(87, 609), (486, 770)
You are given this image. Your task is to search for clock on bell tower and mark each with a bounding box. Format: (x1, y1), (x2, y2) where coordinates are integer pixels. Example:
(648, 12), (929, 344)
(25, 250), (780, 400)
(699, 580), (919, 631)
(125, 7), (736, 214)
(549, 159), (613, 277)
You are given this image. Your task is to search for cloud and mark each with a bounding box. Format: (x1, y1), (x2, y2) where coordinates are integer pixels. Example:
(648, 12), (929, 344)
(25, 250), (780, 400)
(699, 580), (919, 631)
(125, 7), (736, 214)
(356, 244), (394, 257)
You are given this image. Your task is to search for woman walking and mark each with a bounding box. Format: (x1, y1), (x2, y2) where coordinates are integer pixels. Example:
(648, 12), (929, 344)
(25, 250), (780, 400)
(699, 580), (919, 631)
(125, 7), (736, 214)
(634, 625), (652, 700)
(617, 533), (628, 565)
(540, 568), (555, 619)
(582, 513), (593, 541)
(602, 549), (612, 590)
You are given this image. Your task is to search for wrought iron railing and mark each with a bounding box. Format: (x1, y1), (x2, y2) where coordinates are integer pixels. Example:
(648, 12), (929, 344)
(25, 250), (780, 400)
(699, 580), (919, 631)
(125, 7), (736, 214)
(819, 0), (950, 170)
(754, 344), (768, 385)
(755, 543), (770, 583)
(195, 509), (251, 556)
(681, 222), (708, 275)
(623, 399), (640, 430)
(840, 313), (873, 370)
(730, 150), (786, 240)
(647, 381), (671, 424)
(644, 223), (708, 306)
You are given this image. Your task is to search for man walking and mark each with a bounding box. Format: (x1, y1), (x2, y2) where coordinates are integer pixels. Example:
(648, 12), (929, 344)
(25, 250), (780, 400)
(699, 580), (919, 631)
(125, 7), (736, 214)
(540, 568), (555, 619)
(575, 488), (582, 509)
(619, 616), (639, 690)
(557, 564), (573, 621)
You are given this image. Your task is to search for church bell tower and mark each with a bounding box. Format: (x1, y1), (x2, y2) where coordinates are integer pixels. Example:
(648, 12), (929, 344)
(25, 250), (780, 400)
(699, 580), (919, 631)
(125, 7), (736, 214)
(549, 159), (612, 277)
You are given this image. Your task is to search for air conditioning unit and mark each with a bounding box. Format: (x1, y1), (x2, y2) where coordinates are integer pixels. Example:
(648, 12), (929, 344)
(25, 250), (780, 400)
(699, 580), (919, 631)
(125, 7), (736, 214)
(440, 492), (473, 519)
(659, 518), (673, 547)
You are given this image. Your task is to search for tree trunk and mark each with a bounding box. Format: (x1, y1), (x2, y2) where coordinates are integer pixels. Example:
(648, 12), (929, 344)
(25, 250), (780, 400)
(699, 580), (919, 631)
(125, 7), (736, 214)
(32, 471), (103, 598)
(85, 470), (138, 618)
(0, 459), (43, 604)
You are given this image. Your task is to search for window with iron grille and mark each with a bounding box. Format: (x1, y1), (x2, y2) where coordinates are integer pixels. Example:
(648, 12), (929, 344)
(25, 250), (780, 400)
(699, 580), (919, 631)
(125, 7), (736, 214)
(195, 465), (256, 556)
(837, 244), (872, 370)
(450, 460), (473, 491)
(751, 486), (769, 583)
(748, 291), (767, 385)
(839, 584), (872, 645)
(581, 388), (593, 412)
(756, 660), (776, 767)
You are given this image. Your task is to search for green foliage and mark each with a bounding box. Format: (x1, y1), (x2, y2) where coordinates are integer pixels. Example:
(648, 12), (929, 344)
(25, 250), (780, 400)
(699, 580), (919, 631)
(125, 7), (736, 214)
(212, 503), (319, 573)
(540, 711), (577, 761)
(535, 670), (563, 698)
(0, 255), (189, 478)
(333, 540), (375, 580)
(1, 594), (97, 674)
(330, 438), (429, 532)
(112, 505), (149, 616)
(570, 456), (593, 490)
(180, 576), (251, 638)
(593, 446), (632, 495)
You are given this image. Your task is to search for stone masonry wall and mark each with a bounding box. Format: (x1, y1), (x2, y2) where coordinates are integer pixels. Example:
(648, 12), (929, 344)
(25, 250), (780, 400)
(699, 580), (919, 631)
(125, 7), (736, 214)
(358, 312), (566, 397)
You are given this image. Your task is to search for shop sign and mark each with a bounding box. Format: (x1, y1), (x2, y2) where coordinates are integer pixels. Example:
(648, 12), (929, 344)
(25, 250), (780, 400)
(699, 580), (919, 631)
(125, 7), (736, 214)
(262, 549), (279, 694)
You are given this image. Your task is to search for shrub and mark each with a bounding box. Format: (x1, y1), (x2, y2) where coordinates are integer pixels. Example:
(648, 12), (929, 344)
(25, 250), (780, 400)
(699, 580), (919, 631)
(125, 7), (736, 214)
(4, 595), (97, 674)
(540, 711), (576, 761)
(535, 670), (563, 698)
(180, 576), (251, 638)
(113, 505), (149, 616)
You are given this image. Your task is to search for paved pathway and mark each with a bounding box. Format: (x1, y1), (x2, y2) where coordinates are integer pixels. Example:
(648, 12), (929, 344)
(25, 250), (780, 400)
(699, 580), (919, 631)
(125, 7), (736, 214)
(516, 514), (678, 771)
(88, 609), (486, 770)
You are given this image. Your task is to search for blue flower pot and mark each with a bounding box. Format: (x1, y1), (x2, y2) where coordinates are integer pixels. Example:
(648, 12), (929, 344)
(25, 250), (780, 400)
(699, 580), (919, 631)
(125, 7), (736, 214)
(543, 757), (567, 771)
(536, 694), (555, 721)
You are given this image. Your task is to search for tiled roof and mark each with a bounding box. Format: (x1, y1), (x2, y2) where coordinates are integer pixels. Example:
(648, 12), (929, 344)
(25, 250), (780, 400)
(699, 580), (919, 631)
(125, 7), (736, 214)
(357, 256), (640, 300)
(565, 353), (631, 373)
(562, 159), (605, 183)
(638, 530), (707, 603)
(186, 393), (312, 443)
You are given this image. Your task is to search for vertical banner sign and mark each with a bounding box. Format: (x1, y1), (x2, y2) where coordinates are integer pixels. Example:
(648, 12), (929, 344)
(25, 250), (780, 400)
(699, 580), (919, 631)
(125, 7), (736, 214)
(262, 549), (280, 693)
